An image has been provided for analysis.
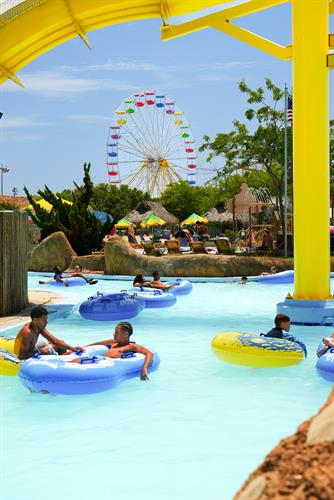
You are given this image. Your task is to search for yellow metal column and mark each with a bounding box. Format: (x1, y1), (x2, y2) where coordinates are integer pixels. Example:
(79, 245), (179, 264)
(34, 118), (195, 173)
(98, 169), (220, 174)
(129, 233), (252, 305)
(292, 0), (330, 299)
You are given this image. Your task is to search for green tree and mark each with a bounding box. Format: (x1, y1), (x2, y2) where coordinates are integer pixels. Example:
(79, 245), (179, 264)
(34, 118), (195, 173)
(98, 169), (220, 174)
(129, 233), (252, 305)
(90, 183), (151, 221)
(160, 180), (220, 221)
(200, 78), (293, 236)
(24, 163), (112, 255)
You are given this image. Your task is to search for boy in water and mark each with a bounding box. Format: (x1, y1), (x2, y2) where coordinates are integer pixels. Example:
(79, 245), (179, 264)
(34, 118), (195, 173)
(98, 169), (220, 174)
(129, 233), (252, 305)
(74, 322), (153, 381)
(262, 314), (307, 356)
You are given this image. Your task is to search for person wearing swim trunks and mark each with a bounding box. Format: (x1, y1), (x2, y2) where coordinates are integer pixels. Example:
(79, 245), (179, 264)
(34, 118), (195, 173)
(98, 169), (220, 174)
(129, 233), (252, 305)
(68, 264), (98, 285)
(81, 322), (153, 381)
(14, 306), (84, 360)
(149, 271), (175, 291)
(39, 266), (69, 286)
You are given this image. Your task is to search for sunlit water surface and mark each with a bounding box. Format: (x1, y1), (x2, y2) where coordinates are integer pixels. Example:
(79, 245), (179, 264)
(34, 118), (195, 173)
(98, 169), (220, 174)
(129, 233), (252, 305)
(1, 274), (332, 500)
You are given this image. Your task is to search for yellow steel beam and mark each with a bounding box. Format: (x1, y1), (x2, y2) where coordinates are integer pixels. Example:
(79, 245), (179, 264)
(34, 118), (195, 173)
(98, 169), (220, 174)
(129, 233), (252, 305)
(330, 0), (334, 15)
(0, 0), (226, 86)
(213, 0), (287, 20)
(162, 3), (292, 60)
(292, 0), (330, 299)
(0, 64), (24, 87)
(63, 0), (91, 48)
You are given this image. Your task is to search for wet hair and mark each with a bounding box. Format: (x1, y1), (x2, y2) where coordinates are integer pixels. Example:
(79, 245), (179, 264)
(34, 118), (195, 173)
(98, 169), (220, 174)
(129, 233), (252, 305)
(241, 276), (248, 281)
(74, 264), (83, 271)
(275, 314), (290, 327)
(152, 271), (160, 280)
(31, 306), (48, 319)
(133, 274), (144, 285)
(54, 266), (62, 273)
(117, 322), (133, 337)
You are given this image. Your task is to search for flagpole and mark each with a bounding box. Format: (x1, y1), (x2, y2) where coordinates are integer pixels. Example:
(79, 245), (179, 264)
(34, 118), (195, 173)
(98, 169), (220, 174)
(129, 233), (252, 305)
(284, 84), (288, 258)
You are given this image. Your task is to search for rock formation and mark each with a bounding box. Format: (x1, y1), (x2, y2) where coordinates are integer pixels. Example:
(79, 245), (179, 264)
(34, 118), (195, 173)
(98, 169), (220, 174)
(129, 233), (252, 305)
(104, 236), (293, 277)
(29, 231), (76, 272)
(234, 388), (334, 499)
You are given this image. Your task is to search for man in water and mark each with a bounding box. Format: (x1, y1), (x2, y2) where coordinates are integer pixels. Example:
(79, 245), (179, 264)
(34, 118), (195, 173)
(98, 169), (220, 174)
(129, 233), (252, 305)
(39, 264), (97, 285)
(149, 271), (175, 291)
(14, 306), (84, 360)
(67, 264), (98, 284)
(81, 322), (153, 381)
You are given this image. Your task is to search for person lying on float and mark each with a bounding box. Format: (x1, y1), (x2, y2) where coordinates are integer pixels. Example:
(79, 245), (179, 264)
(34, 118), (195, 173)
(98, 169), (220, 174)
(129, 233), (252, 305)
(149, 271), (175, 291)
(317, 332), (334, 357)
(72, 321), (153, 381)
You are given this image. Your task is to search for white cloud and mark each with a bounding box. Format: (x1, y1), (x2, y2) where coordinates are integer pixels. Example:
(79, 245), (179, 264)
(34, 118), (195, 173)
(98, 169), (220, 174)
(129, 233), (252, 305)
(67, 114), (111, 124)
(58, 61), (159, 73)
(1, 71), (138, 96)
(0, 58), (255, 97)
(0, 116), (50, 128)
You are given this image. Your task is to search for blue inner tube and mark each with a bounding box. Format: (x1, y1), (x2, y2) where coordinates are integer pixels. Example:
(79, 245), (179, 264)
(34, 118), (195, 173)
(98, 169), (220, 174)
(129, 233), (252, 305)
(131, 290), (176, 308)
(130, 279), (193, 296)
(166, 279), (193, 295)
(258, 270), (294, 284)
(79, 292), (144, 321)
(49, 277), (87, 287)
(316, 344), (334, 382)
(19, 345), (160, 395)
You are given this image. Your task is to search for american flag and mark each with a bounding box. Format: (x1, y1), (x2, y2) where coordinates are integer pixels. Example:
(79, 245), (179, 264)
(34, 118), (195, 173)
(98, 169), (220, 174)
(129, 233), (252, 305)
(287, 96), (293, 123)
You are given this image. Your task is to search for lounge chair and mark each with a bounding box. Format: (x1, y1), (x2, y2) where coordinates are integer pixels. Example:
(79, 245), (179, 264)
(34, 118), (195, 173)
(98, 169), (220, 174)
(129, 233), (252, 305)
(141, 241), (165, 256)
(215, 238), (233, 255)
(165, 239), (181, 255)
(190, 241), (208, 254)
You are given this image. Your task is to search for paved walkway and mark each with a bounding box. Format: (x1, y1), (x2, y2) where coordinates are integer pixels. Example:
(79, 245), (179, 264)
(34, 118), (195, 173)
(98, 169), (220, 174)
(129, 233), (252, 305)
(0, 290), (64, 330)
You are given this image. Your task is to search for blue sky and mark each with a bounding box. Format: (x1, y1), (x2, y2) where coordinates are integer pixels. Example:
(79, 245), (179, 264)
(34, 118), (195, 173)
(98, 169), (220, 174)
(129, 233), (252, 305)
(0, 2), (333, 195)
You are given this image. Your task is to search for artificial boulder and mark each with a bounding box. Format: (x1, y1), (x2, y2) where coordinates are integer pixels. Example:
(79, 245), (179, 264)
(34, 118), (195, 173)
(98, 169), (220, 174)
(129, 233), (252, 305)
(29, 231), (76, 272)
(104, 236), (293, 277)
(234, 388), (334, 499)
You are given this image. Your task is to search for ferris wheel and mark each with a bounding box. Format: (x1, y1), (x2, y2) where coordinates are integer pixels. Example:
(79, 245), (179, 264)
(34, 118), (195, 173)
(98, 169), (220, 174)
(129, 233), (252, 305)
(106, 91), (197, 197)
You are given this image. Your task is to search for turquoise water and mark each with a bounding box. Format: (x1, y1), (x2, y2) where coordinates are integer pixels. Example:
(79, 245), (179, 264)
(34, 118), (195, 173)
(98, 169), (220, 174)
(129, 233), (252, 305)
(1, 274), (332, 500)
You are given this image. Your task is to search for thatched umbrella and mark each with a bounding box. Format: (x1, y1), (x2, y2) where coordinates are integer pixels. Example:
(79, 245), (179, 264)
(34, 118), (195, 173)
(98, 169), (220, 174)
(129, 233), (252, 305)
(125, 201), (178, 226)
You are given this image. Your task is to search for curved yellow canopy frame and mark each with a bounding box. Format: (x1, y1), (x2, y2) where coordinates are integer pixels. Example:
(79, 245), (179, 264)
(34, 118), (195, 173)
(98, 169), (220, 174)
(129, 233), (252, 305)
(0, 0), (226, 86)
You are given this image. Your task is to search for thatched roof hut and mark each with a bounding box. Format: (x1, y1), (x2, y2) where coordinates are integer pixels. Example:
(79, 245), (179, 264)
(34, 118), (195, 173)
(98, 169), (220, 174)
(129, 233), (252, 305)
(125, 201), (179, 226)
(204, 201), (246, 225)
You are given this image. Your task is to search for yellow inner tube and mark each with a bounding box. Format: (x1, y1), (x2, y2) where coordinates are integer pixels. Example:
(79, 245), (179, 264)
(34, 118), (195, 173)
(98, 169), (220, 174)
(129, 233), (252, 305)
(211, 332), (305, 368)
(0, 336), (21, 376)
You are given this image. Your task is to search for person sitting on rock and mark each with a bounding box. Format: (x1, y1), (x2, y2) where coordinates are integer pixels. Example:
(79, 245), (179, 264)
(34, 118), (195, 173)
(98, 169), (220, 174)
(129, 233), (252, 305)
(14, 306), (84, 360)
(149, 271), (175, 291)
(133, 274), (151, 288)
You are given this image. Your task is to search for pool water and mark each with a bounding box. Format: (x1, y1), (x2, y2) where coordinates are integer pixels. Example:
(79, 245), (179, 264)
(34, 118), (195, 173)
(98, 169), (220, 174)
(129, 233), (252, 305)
(1, 274), (332, 500)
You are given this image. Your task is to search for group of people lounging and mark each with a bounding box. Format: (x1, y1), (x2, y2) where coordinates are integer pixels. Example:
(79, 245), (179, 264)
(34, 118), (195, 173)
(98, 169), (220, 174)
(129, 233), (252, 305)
(133, 271), (175, 291)
(14, 307), (152, 381)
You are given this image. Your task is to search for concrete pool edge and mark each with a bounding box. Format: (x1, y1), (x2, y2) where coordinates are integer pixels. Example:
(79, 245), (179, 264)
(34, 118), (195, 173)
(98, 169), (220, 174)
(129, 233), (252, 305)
(0, 289), (74, 331)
